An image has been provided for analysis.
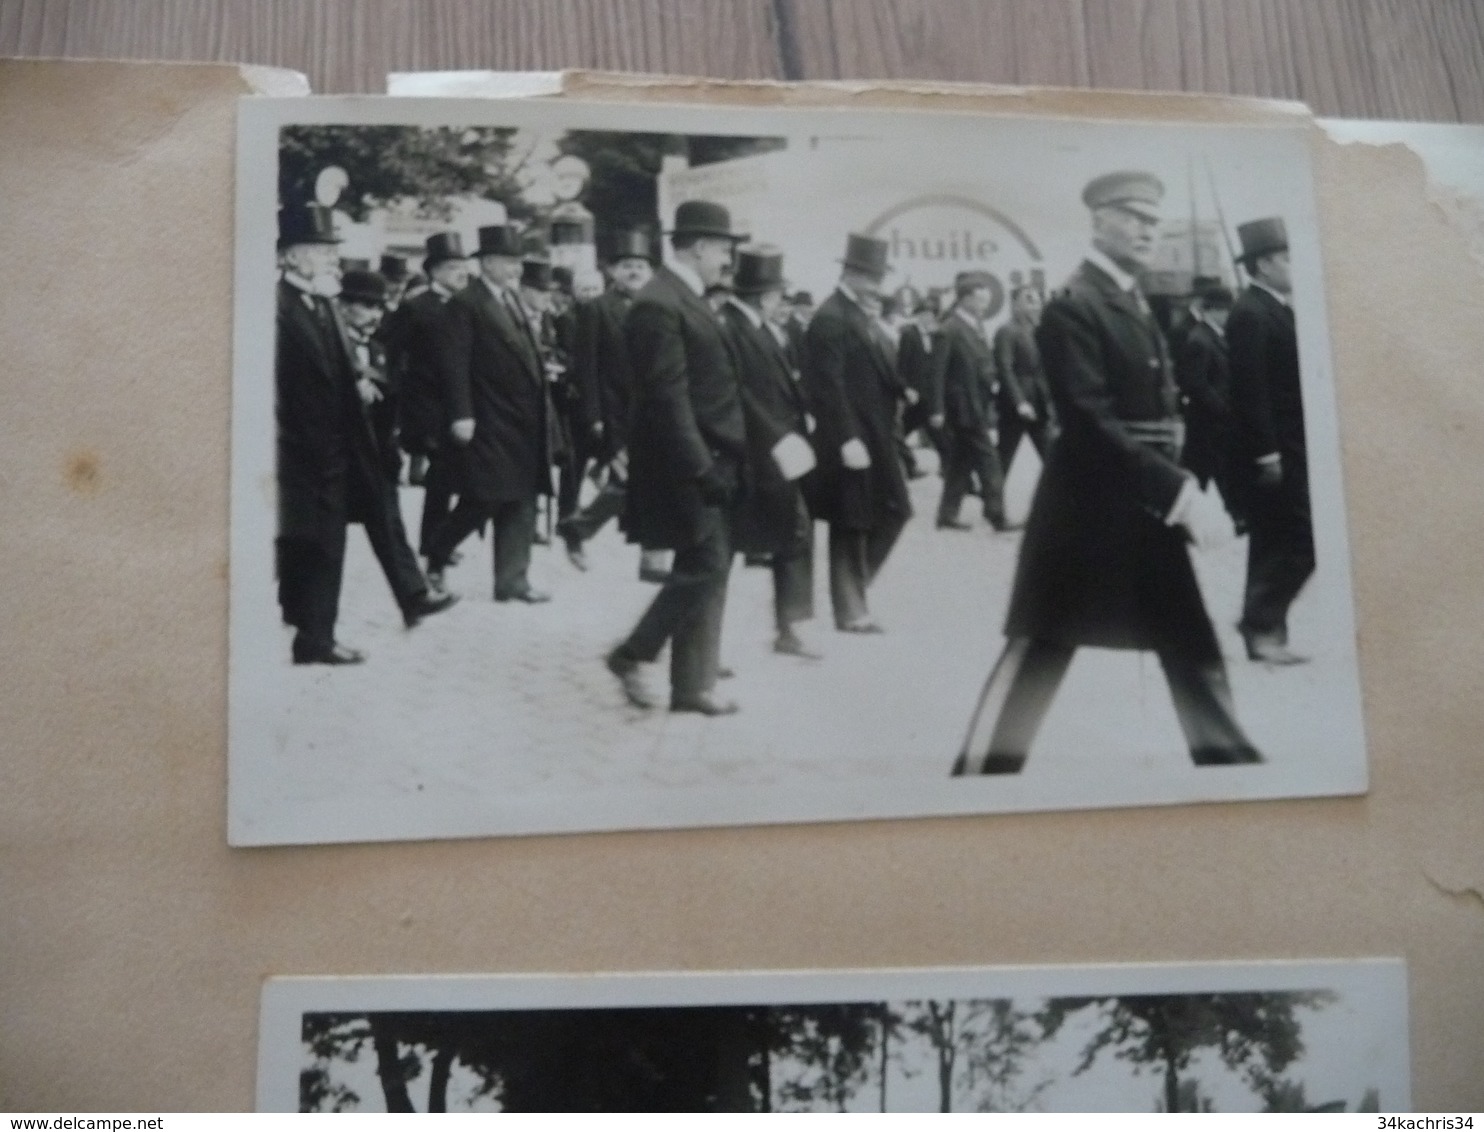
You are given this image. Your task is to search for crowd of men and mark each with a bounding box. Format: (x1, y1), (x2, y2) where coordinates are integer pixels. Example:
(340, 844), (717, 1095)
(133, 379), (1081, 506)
(274, 170), (1311, 763)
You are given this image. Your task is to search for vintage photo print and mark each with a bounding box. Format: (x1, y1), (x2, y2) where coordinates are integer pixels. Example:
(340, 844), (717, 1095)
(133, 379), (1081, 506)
(231, 96), (1366, 845)
(258, 960), (1408, 1112)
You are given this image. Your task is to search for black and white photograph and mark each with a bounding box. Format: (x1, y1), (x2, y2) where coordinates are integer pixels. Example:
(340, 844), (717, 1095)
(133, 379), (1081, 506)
(258, 961), (1408, 1112)
(231, 96), (1366, 845)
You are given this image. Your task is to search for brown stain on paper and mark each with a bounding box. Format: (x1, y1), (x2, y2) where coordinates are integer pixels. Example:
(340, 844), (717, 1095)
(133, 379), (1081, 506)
(64, 450), (102, 495)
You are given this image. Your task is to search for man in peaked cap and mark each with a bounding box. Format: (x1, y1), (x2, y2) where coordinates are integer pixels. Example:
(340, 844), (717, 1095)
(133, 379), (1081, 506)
(606, 201), (748, 715)
(557, 228), (657, 570)
(273, 203), (377, 664)
(953, 170), (1263, 776)
(932, 270), (1012, 532)
(1227, 216), (1313, 665)
(424, 224), (553, 604)
(719, 244), (821, 660)
(802, 232), (912, 634)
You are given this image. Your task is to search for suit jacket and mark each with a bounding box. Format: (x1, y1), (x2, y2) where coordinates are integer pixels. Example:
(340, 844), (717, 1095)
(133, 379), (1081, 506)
(801, 288), (911, 530)
(274, 281), (380, 546)
(719, 301), (812, 555)
(896, 322), (936, 407)
(443, 278), (551, 504)
(1174, 318), (1235, 492)
(933, 310), (998, 432)
(623, 265), (746, 550)
(1227, 283), (1305, 488)
(1004, 259), (1214, 653)
(993, 316), (1056, 426)
(572, 288), (636, 458)
(379, 287), (459, 455)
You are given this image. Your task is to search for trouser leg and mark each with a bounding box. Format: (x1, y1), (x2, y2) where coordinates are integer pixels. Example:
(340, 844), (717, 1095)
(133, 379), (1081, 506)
(862, 511), (906, 585)
(621, 507), (729, 684)
(359, 481), (427, 609)
(492, 497), (538, 598)
(1156, 645), (1263, 764)
(828, 524), (870, 628)
(937, 430), (969, 523)
(562, 480), (626, 544)
(1240, 490), (1315, 639)
(671, 538), (732, 699)
(278, 530), (347, 658)
(969, 430), (1007, 523)
(418, 451), (457, 557)
(996, 417), (1023, 471)
(954, 637), (1075, 774)
(425, 496), (488, 574)
(772, 494), (815, 631)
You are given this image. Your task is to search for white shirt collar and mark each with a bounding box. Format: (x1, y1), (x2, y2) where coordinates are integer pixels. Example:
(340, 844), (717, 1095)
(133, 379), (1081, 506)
(1249, 278), (1292, 307)
(282, 271), (315, 296)
(726, 295), (763, 328)
(767, 321), (789, 348)
(837, 280), (867, 309)
(480, 274), (514, 302)
(1085, 245), (1140, 293)
(952, 306), (984, 335)
(668, 259), (705, 298)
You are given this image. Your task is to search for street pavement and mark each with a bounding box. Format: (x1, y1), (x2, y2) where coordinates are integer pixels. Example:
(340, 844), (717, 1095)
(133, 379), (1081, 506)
(241, 448), (1360, 844)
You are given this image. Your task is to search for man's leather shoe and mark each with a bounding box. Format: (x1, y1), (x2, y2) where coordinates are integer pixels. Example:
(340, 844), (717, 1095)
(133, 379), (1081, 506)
(838, 620), (884, 634)
(496, 588), (551, 603)
(936, 518), (972, 531)
(774, 632), (822, 660)
(1242, 631), (1309, 666)
(670, 692), (740, 716)
(988, 517), (1024, 532)
(606, 647), (656, 710)
(1191, 745), (1265, 766)
(564, 543), (588, 571)
(293, 642), (366, 666)
(403, 589), (459, 628)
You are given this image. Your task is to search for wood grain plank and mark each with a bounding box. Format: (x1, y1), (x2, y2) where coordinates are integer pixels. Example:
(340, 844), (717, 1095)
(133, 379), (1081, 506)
(1366, 0), (1484, 122)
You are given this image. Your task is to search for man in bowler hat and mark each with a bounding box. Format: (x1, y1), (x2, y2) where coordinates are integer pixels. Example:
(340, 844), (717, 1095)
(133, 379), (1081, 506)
(954, 171), (1262, 775)
(423, 224), (553, 603)
(933, 271), (1011, 531)
(719, 244), (821, 660)
(802, 233), (912, 633)
(1228, 216), (1313, 665)
(273, 203), (377, 664)
(606, 201), (748, 715)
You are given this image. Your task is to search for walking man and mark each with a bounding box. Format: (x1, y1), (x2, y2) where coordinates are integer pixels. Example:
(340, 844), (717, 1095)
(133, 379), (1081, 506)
(992, 283), (1058, 466)
(933, 271), (1011, 531)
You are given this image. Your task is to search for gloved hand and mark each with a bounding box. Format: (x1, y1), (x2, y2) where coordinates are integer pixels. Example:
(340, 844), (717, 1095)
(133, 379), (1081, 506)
(450, 418), (475, 444)
(841, 438), (872, 470)
(1180, 482), (1237, 552)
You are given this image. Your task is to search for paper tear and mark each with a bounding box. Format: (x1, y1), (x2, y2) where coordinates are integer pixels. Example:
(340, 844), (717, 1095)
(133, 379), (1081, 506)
(1424, 871), (1484, 912)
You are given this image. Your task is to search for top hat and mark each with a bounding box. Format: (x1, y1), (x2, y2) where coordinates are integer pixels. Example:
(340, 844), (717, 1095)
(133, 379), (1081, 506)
(423, 231), (467, 267)
(666, 200), (748, 242)
(954, 270), (995, 296)
(552, 265), (574, 292)
(1081, 171), (1165, 221)
(476, 225), (523, 259)
(340, 269), (389, 306)
(521, 229), (551, 262)
(733, 245), (788, 295)
(520, 258), (558, 291)
(277, 203), (340, 248)
(791, 291), (814, 307)
(608, 228), (659, 264)
(839, 233), (891, 281)
(1237, 217), (1288, 263)
(339, 257), (371, 273)
(379, 254), (410, 281)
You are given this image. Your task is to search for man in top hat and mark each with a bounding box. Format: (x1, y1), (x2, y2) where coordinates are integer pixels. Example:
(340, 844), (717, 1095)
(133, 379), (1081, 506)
(336, 269), (458, 628)
(1173, 278), (1242, 526)
(953, 170), (1262, 775)
(1227, 216), (1312, 665)
(382, 231), (471, 557)
(273, 203), (379, 664)
(423, 224), (553, 604)
(605, 201), (748, 716)
(378, 254), (412, 307)
(933, 270), (1011, 531)
(518, 254), (574, 548)
(802, 233), (912, 634)
(719, 244), (821, 660)
(557, 228), (657, 570)
(993, 283), (1057, 468)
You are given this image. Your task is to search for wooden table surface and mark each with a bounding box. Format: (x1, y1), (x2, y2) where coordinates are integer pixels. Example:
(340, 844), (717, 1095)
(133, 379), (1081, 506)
(3, 0), (1482, 121)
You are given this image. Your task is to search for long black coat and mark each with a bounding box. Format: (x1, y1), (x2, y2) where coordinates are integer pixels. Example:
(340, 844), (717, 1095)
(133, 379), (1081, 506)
(1004, 260), (1214, 653)
(719, 301), (812, 555)
(275, 281), (381, 548)
(1227, 284), (1305, 498)
(801, 289), (912, 531)
(572, 288), (635, 459)
(443, 279), (552, 505)
(993, 317), (1056, 427)
(897, 322), (936, 406)
(1175, 318), (1236, 494)
(933, 311), (998, 431)
(623, 266), (746, 551)
(382, 287), (457, 456)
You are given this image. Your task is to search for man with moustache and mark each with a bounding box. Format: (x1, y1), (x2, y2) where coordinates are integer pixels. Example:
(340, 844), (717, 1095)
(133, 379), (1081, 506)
(423, 224), (552, 604)
(605, 201), (748, 716)
(953, 171), (1262, 776)
(719, 245), (821, 660)
(1227, 217), (1312, 666)
(557, 229), (657, 570)
(803, 234), (912, 635)
(993, 283), (1058, 466)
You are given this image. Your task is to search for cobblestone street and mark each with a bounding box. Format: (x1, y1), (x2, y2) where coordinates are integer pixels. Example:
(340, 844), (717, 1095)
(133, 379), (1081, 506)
(233, 451), (1365, 845)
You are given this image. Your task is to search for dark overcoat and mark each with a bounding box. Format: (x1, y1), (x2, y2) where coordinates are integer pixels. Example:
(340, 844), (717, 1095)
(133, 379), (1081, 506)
(1004, 260), (1215, 653)
(1174, 318), (1236, 494)
(896, 322), (936, 406)
(1227, 284), (1306, 502)
(623, 266), (746, 551)
(933, 311), (999, 431)
(572, 288), (636, 458)
(275, 281), (381, 548)
(382, 287), (457, 457)
(993, 317), (1056, 426)
(719, 301), (812, 555)
(801, 289), (912, 531)
(443, 279), (552, 504)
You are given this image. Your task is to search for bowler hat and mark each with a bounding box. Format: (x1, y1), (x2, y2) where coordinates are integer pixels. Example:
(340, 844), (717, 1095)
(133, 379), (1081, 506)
(839, 233), (890, 281)
(954, 270), (995, 296)
(733, 245), (788, 295)
(340, 269), (389, 306)
(379, 254), (410, 281)
(278, 203), (340, 248)
(476, 225), (523, 258)
(423, 231), (467, 267)
(1237, 217), (1288, 263)
(1082, 171), (1165, 221)
(609, 228), (659, 264)
(521, 259), (558, 291)
(666, 200), (748, 241)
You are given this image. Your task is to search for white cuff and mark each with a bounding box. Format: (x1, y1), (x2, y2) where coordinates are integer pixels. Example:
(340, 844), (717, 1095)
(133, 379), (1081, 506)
(772, 432), (817, 481)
